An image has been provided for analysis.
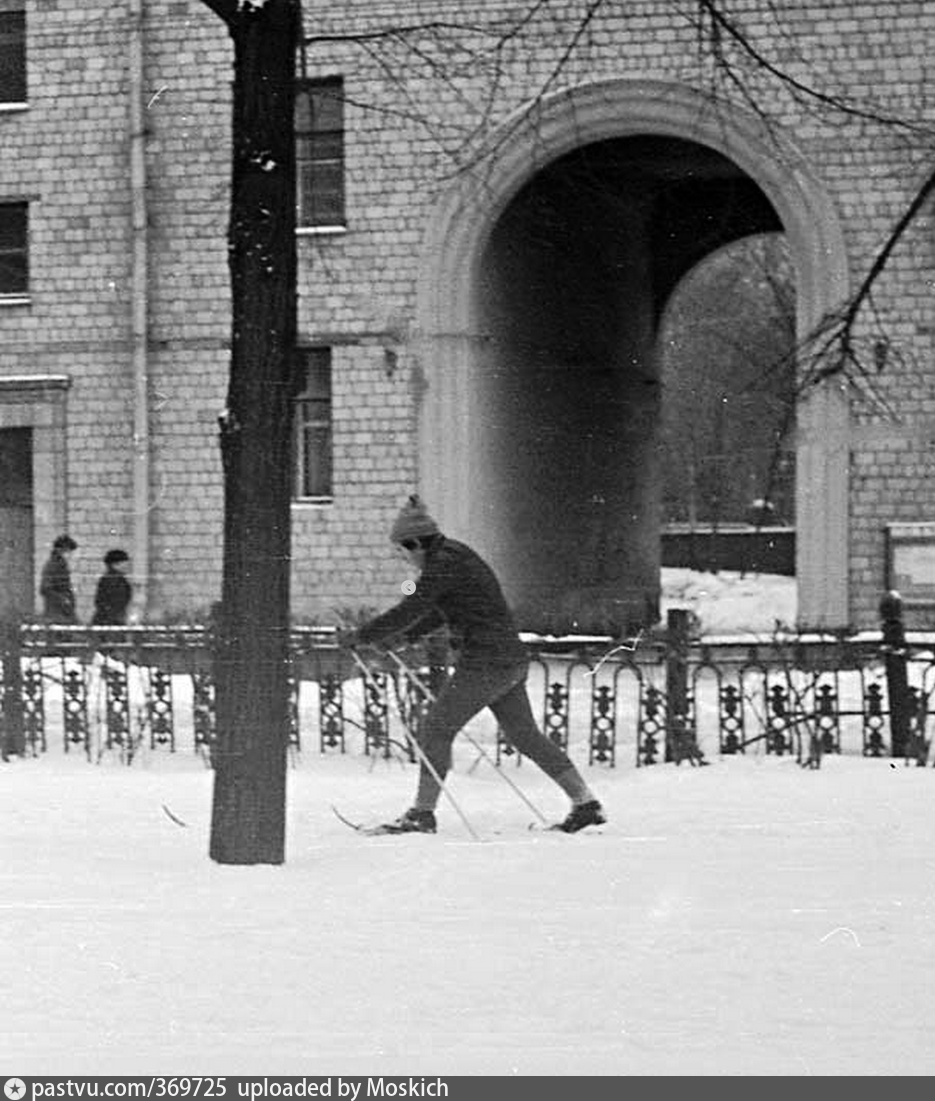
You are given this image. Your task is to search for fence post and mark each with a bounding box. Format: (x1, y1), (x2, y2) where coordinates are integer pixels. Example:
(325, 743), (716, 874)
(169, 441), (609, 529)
(666, 608), (689, 763)
(1, 618), (25, 759)
(880, 590), (910, 759)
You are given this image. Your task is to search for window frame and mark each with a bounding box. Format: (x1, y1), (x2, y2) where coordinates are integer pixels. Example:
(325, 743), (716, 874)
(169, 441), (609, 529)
(0, 200), (29, 303)
(0, 4), (27, 107)
(295, 76), (346, 232)
(292, 347), (334, 503)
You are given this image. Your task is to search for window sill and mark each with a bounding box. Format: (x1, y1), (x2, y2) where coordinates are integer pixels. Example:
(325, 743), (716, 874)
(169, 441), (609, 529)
(296, 225), (347, 237)
(0, 294), (30, 307)
(0, 102), (29, 114)
(293, 497), (334, 508)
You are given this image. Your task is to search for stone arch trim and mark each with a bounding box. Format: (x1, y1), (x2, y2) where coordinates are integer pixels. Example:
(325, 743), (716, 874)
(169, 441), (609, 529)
(415, 78), (851, 629)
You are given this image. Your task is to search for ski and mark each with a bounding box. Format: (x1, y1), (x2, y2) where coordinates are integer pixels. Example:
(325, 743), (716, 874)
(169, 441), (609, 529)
(161, 803), (188, 828)
(331, 805), (433, 836)
(332, 805), (608, 837)
(331, 804), (367, 832)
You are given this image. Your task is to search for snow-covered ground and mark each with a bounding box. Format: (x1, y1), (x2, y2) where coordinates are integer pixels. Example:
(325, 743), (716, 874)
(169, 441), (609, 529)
(5, 572), (935, 1077)
(660, 566), (797, 635)
(4, 751), (935, 1077)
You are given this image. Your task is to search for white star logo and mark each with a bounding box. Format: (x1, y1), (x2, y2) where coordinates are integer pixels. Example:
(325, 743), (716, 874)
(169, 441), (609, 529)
(4, 1081), (27, 1101)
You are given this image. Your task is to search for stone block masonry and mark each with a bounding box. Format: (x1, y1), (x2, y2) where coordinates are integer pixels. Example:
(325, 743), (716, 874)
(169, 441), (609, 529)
(1, 0), (933, 629)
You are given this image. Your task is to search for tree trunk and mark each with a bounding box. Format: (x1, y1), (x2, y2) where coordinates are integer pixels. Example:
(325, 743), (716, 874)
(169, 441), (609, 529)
(205, 0), (300, 865)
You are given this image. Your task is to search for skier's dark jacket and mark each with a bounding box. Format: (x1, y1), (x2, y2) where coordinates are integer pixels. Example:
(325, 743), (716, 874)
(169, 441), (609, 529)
(356, 535), (526, 667)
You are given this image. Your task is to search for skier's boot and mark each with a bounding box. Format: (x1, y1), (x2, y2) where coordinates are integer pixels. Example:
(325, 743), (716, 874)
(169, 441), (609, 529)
(556, 800), (606, 833)
(381, 807), (437, 834)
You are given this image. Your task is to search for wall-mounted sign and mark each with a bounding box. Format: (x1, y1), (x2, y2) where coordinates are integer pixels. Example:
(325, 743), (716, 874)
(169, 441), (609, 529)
(885, 522), (935, 608)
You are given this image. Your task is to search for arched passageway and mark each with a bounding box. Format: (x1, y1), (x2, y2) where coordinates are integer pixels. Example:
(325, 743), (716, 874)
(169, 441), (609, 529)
(474, 136), (782, 632)
(415, 81), (850, 633)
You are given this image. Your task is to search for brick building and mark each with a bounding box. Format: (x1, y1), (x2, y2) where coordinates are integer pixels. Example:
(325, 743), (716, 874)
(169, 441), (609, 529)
(1, 0), (933, 631)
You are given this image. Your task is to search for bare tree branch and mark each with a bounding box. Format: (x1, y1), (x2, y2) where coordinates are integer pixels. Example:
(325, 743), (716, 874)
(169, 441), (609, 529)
(793, 162), (935, 406)
(304, 5), (551, 49)
(301, 1), (610, 184)
(682, 0), (935, 417)
(691, 0), (935, 139)
(305, 21), (495, 45)
(838, 166), (935, 339)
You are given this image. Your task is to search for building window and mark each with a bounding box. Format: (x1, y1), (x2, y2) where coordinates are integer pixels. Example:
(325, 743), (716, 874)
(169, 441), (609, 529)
(296, 77), (345, 229)
(294, 347), (333, 500)
(0, 201), (27, 298)
(0, 4), (26, 105)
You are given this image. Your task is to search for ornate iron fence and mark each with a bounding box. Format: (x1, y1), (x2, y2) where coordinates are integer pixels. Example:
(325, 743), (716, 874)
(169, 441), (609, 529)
(1, 618), (932, 768)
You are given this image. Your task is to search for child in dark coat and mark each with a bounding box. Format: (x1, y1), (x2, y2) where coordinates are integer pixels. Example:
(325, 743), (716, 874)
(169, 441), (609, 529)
(347, 495), (606, 834)
(92, 549), (133, 626)
(39, 534), (78, 622)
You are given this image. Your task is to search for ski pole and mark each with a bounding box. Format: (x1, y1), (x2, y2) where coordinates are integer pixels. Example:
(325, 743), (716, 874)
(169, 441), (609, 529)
(387, 649), (551, 827)
(350, 648), (481, 842)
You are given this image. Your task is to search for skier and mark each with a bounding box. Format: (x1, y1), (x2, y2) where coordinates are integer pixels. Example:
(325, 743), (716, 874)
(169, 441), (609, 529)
(343, 495), (606, 834)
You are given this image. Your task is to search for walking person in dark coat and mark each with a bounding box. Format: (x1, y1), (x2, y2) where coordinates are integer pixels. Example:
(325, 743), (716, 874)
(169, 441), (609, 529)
(345, 495), (607, 834)
(39, 534), (78, 622)
(92, 549), (133, 626)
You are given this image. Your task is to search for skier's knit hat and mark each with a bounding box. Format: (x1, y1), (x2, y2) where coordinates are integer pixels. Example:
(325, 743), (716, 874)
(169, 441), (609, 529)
(390, 494), (440, 544)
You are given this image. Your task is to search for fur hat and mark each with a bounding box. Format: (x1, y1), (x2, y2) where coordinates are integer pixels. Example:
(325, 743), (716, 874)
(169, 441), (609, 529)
(53, 534), (77, 552)
(390, 494), (440, 544)
(104, 548), (129, 566)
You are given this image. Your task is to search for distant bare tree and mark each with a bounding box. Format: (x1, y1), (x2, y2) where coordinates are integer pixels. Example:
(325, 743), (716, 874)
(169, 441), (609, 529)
(660, 234), (796, 526)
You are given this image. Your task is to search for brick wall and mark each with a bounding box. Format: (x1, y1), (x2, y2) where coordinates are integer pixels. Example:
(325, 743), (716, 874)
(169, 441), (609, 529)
(1, 0), (933, 627)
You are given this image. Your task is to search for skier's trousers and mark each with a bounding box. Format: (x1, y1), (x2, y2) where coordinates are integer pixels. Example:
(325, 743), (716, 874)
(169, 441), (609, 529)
(413, 660), (572, 807)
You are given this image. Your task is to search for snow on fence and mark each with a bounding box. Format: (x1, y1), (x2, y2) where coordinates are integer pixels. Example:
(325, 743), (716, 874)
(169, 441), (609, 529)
(1, 613), (932, 769)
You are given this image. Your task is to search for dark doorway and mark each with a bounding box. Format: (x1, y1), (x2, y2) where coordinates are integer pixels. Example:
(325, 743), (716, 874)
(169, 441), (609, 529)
(0, 427), (34, 617)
